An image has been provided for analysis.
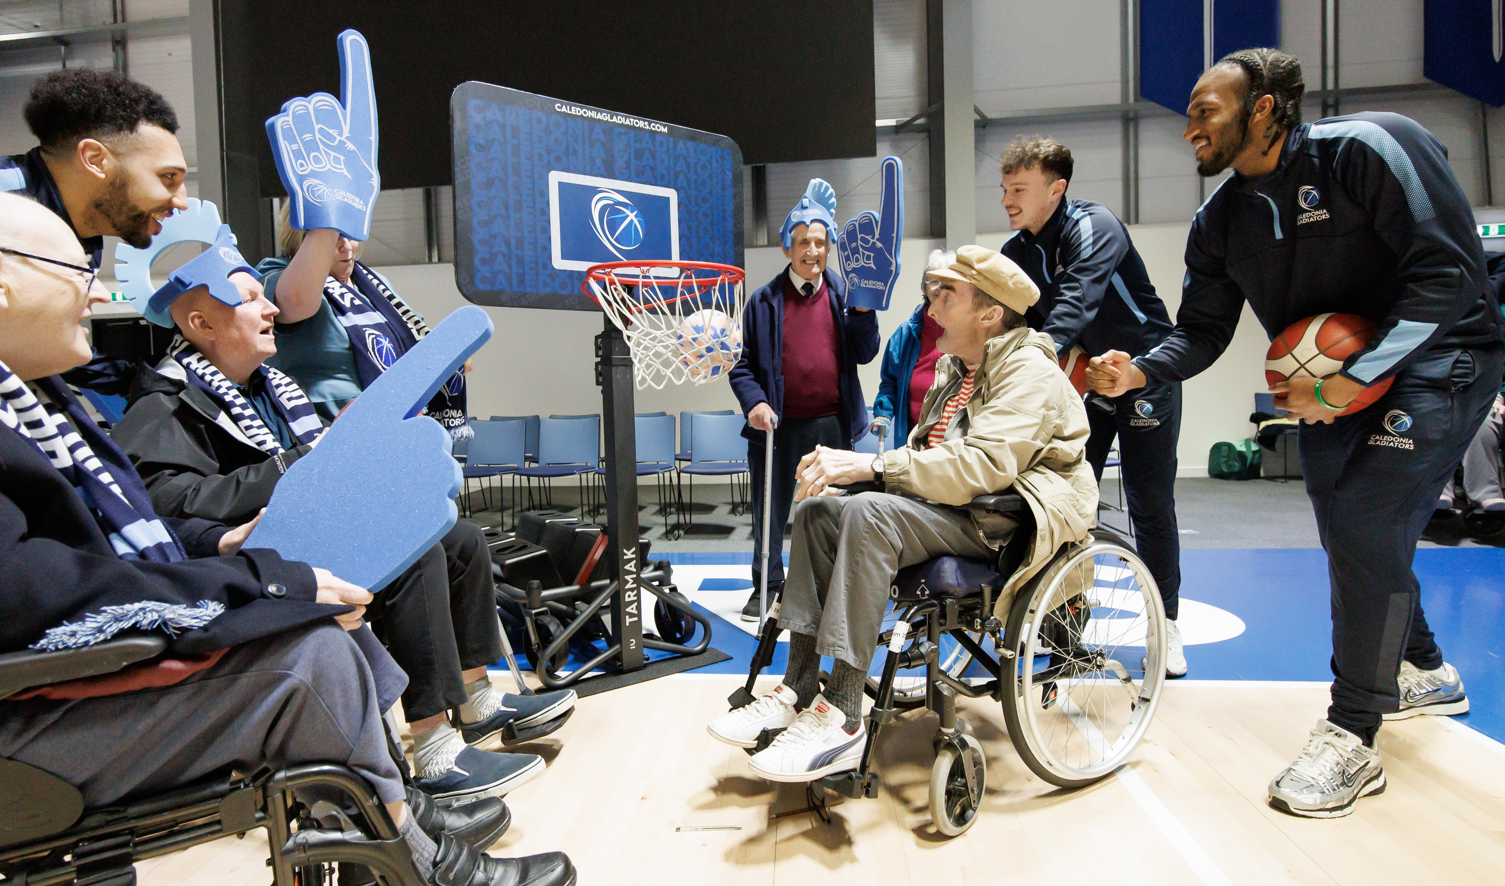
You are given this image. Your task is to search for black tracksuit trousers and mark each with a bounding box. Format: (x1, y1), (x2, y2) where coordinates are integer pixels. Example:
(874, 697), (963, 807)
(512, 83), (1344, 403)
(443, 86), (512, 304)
(1299, 345), (1503, 741)
(1085, 382), (1183, 620)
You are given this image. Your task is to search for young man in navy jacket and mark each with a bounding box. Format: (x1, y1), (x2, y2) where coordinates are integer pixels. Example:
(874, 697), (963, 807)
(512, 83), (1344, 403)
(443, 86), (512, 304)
(1090, 49), (1502, 819)
(728, 182), (880, 620)
(997, 137), (1185, 677)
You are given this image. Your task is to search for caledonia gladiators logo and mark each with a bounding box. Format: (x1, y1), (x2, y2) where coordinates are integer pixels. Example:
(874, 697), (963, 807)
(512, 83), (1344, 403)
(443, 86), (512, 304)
(590, 189), (645, 261)
(1368, 409), (1414, 449)
(1297, 185), (1330, 225)
(364, 329), (398, 371)
(1129, 399), (1160, 428)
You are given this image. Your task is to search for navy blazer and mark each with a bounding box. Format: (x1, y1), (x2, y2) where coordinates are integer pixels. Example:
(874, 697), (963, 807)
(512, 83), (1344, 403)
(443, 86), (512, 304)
(727, 265), (880, 448)
(0, 382), (339, 656)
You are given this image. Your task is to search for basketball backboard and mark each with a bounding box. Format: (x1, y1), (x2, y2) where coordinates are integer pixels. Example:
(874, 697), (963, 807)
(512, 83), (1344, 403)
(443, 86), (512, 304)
(451, 82), (744, 311)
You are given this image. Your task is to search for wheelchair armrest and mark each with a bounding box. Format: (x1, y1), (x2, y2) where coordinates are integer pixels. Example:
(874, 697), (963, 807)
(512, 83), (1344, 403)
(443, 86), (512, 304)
(963, 490), (1027, 515)
(0, 636), (167, 699)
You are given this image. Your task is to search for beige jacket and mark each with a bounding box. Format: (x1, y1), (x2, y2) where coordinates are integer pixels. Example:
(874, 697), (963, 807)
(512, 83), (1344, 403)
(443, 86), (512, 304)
(879, 326), (1098, 610)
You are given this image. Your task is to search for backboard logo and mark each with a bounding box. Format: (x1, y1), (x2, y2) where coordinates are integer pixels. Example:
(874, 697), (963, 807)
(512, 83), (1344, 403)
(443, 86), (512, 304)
(589, 190), (644, 260)
(1298, 186), (1321, 209)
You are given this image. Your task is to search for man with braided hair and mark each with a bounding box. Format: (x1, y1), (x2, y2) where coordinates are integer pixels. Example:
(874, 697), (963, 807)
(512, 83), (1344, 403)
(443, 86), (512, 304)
(1090, 47), (1503, 818)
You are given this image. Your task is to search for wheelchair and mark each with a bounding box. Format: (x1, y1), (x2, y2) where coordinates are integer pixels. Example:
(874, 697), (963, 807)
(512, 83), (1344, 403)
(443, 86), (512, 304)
(728, 488), (1169, 837)
(0, 636), (430, 886)
(488, 511), (712, 688)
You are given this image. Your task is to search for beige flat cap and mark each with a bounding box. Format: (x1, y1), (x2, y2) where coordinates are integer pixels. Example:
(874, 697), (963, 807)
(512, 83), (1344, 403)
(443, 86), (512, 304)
(928, 244), (1040, 313)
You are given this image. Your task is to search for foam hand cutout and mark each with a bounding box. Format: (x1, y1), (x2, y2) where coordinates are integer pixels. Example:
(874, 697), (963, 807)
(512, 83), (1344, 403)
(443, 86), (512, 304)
(242, 306), (493, 591)
(836, 156), (904, 311)
(265, 29), (380, 240)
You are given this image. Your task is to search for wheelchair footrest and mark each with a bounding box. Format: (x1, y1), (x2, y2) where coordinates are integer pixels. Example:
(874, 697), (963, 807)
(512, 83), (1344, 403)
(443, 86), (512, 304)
(742, 726), (786, 756)
(727, 686), (756, 709)
(817, 770), (877, 800)
(501, 707), (574, 746)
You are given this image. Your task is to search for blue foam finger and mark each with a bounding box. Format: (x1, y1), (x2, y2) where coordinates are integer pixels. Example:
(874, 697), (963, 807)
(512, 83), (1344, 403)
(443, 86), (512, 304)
(242, 306), (493, 591)
(265, 28), (380, 241)
(838, 156), (903, 311)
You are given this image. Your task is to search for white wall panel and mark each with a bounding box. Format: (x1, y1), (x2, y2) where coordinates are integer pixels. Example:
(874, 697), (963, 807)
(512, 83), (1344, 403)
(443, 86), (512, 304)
(875, 0), (927, 119)
(972, 0), (1122, 113)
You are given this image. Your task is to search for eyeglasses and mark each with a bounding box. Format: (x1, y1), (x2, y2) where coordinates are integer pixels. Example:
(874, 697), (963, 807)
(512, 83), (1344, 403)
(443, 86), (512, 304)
(0, 247), (98, 293)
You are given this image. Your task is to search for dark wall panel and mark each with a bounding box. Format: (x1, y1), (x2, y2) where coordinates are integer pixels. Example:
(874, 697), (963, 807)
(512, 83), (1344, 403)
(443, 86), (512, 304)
(228, 1), (877, 195)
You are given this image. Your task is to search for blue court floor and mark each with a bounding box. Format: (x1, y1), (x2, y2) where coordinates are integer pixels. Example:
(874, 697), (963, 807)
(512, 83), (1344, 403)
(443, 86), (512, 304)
(660, 546), (1505, 744)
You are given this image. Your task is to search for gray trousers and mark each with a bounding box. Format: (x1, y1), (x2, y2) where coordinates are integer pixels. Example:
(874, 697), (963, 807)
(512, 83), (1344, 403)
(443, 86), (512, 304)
(1441, 392), (1505, 510)
(0, 623), (405, 808)
(779, 492), (999, 671)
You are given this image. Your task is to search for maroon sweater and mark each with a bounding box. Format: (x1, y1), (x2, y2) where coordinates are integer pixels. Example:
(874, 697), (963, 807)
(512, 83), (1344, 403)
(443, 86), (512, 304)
(781, 274), (841, 418)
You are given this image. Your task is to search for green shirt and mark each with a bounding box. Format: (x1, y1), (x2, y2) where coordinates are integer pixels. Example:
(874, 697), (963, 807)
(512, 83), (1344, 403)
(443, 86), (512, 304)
(257, 257), (363, 422)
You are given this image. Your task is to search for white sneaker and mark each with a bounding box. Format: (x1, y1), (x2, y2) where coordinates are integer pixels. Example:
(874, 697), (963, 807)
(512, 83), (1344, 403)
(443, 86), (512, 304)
(1143, 618), (1187, 678)
(1384, 661), (1469, 720)
(747, 694), (864, 783)
(1267, 720), (1385, 818)
(1165, 619), (1187, 678)
(707, 683), (799, 748)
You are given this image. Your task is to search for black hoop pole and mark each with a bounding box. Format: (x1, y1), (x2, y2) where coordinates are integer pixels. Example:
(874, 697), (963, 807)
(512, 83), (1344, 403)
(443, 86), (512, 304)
(596, 314), (645, 672)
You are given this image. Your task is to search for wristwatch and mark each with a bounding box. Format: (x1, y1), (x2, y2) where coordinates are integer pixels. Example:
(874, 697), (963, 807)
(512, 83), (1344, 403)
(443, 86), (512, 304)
(871, 454), (885, 483)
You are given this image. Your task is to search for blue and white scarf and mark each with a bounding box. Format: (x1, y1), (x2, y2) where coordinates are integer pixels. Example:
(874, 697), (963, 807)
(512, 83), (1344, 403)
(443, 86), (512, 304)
(0, 362), (223, 651)
(322, 261), (471, 439)
(169, 336), (323, 455)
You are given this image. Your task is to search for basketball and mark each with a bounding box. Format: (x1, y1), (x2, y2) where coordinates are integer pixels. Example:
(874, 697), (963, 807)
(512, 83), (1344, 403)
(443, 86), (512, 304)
(1058, 345), (1089, 396)
(1265, 313), (1393, 416)
(676, 309), (742, 380)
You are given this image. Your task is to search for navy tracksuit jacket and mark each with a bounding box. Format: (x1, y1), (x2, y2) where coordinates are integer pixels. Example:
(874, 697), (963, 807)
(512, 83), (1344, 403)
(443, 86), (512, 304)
(1137, 112), (1505, 735)
(1003, 199), (1184, 618)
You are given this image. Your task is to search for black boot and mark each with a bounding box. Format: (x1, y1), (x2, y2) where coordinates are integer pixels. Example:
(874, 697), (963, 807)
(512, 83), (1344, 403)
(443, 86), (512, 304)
(408, 785), (511, 851)
(430, 832), (576, 886)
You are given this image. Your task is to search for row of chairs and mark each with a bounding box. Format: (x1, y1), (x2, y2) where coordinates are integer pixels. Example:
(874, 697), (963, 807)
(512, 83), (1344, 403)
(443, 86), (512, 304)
(458, 412), (752, 534)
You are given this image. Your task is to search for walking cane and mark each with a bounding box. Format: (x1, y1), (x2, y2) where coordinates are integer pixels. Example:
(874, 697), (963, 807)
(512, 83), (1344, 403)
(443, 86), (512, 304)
(758, 418), (777, 631)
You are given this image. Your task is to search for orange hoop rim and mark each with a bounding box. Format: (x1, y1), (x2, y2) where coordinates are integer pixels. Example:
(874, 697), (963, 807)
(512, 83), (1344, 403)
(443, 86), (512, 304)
(581, 259), (744, 303)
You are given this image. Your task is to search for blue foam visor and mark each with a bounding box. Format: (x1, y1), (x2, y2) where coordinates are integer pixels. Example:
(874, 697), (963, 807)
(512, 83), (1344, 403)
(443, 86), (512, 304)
(142, 225), (261, 327)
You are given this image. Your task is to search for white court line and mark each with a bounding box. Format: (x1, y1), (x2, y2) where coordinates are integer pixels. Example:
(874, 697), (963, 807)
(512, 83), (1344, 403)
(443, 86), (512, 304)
(1439, 716), (1505, 758)
(1115, 765), (1236, 886)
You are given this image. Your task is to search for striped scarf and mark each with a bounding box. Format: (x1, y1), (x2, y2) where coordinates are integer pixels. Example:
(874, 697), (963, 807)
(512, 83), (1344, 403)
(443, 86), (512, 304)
(169, 337), (323, 455)
(321, 260), (471, 439)
(927, 368), (977, 448)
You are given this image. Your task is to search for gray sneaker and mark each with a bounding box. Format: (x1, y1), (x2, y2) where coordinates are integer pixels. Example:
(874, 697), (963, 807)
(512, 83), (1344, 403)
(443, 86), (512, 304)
(1267, 720), (1386, 818)
(1384, 661), (1469, 720)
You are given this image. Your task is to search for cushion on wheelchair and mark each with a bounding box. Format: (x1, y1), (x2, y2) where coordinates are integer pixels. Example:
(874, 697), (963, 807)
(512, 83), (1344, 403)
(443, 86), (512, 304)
(890, 556), (1004, 602)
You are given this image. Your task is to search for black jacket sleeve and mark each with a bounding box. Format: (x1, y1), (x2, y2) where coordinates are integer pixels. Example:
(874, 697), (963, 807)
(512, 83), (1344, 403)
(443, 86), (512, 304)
(1324, 114), (1490, 386)
(0, 494), (317, 654)
(1133, 213), (1247, 384)
(1040, 204), (1129, 354)
(167, 516), (231, 558)
(113, 392), (311, 525)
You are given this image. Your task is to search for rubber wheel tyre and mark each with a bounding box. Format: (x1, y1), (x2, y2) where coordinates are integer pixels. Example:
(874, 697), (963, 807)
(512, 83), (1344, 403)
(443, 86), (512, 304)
(653, 593), (695, 645)
(929, 733), (986, 837)
(526, 613), (570, 676)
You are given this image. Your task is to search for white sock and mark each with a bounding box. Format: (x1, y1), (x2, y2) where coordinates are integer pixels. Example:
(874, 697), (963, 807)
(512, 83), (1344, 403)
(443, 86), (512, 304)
(412, 721), (466, 779)
(459, 675), (504, 724)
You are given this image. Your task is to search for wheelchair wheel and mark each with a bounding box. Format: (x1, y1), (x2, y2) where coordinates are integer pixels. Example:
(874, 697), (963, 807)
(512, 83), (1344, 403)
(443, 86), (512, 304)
(525, 612), (571, 676)
(1001, 530), (1167, 788)
(653, 592), (696, 645)
(929, 733), (986, 837)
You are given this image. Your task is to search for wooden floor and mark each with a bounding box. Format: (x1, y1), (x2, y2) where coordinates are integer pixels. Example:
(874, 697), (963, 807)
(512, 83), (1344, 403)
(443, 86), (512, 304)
(136, 673), (1505, 886)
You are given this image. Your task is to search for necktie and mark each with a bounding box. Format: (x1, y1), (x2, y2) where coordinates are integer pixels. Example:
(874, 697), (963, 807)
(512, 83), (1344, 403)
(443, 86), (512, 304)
(801, 282), (814, 299)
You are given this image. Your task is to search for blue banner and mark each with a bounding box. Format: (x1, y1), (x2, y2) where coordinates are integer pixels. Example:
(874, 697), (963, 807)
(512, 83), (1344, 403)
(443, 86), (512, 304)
(1140, 0), (1281, 115)
(1425, 0), (1505, 106)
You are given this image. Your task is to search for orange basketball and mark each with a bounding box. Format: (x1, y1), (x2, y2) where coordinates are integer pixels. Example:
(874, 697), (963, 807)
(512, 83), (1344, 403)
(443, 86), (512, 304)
(1058, 345), (1089, 396)
(1265, 313), (1393, 416)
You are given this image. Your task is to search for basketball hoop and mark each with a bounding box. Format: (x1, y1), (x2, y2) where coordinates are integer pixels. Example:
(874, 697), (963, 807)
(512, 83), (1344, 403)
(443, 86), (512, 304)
(583, 260), (747, 390)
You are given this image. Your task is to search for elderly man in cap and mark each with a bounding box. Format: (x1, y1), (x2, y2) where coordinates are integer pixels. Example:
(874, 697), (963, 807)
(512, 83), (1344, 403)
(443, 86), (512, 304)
(708, 246), (1098, 783)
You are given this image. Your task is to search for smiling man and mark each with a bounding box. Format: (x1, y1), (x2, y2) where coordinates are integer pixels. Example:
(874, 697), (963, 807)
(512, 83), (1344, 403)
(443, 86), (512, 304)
(996, 137), (1185, 677)
(1088, 48), (1503, 818)
(709, 246), (1096, 785)
(728, 180), (879, 621)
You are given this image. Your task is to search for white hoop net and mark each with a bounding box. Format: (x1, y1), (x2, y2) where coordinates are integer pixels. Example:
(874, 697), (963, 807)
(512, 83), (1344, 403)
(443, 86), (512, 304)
(584, 261), (747, 390)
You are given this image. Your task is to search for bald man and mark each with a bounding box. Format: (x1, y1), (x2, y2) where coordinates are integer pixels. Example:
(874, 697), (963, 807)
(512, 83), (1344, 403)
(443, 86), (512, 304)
(0, 194), (579, 885)
(112, 270), (575, 803)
